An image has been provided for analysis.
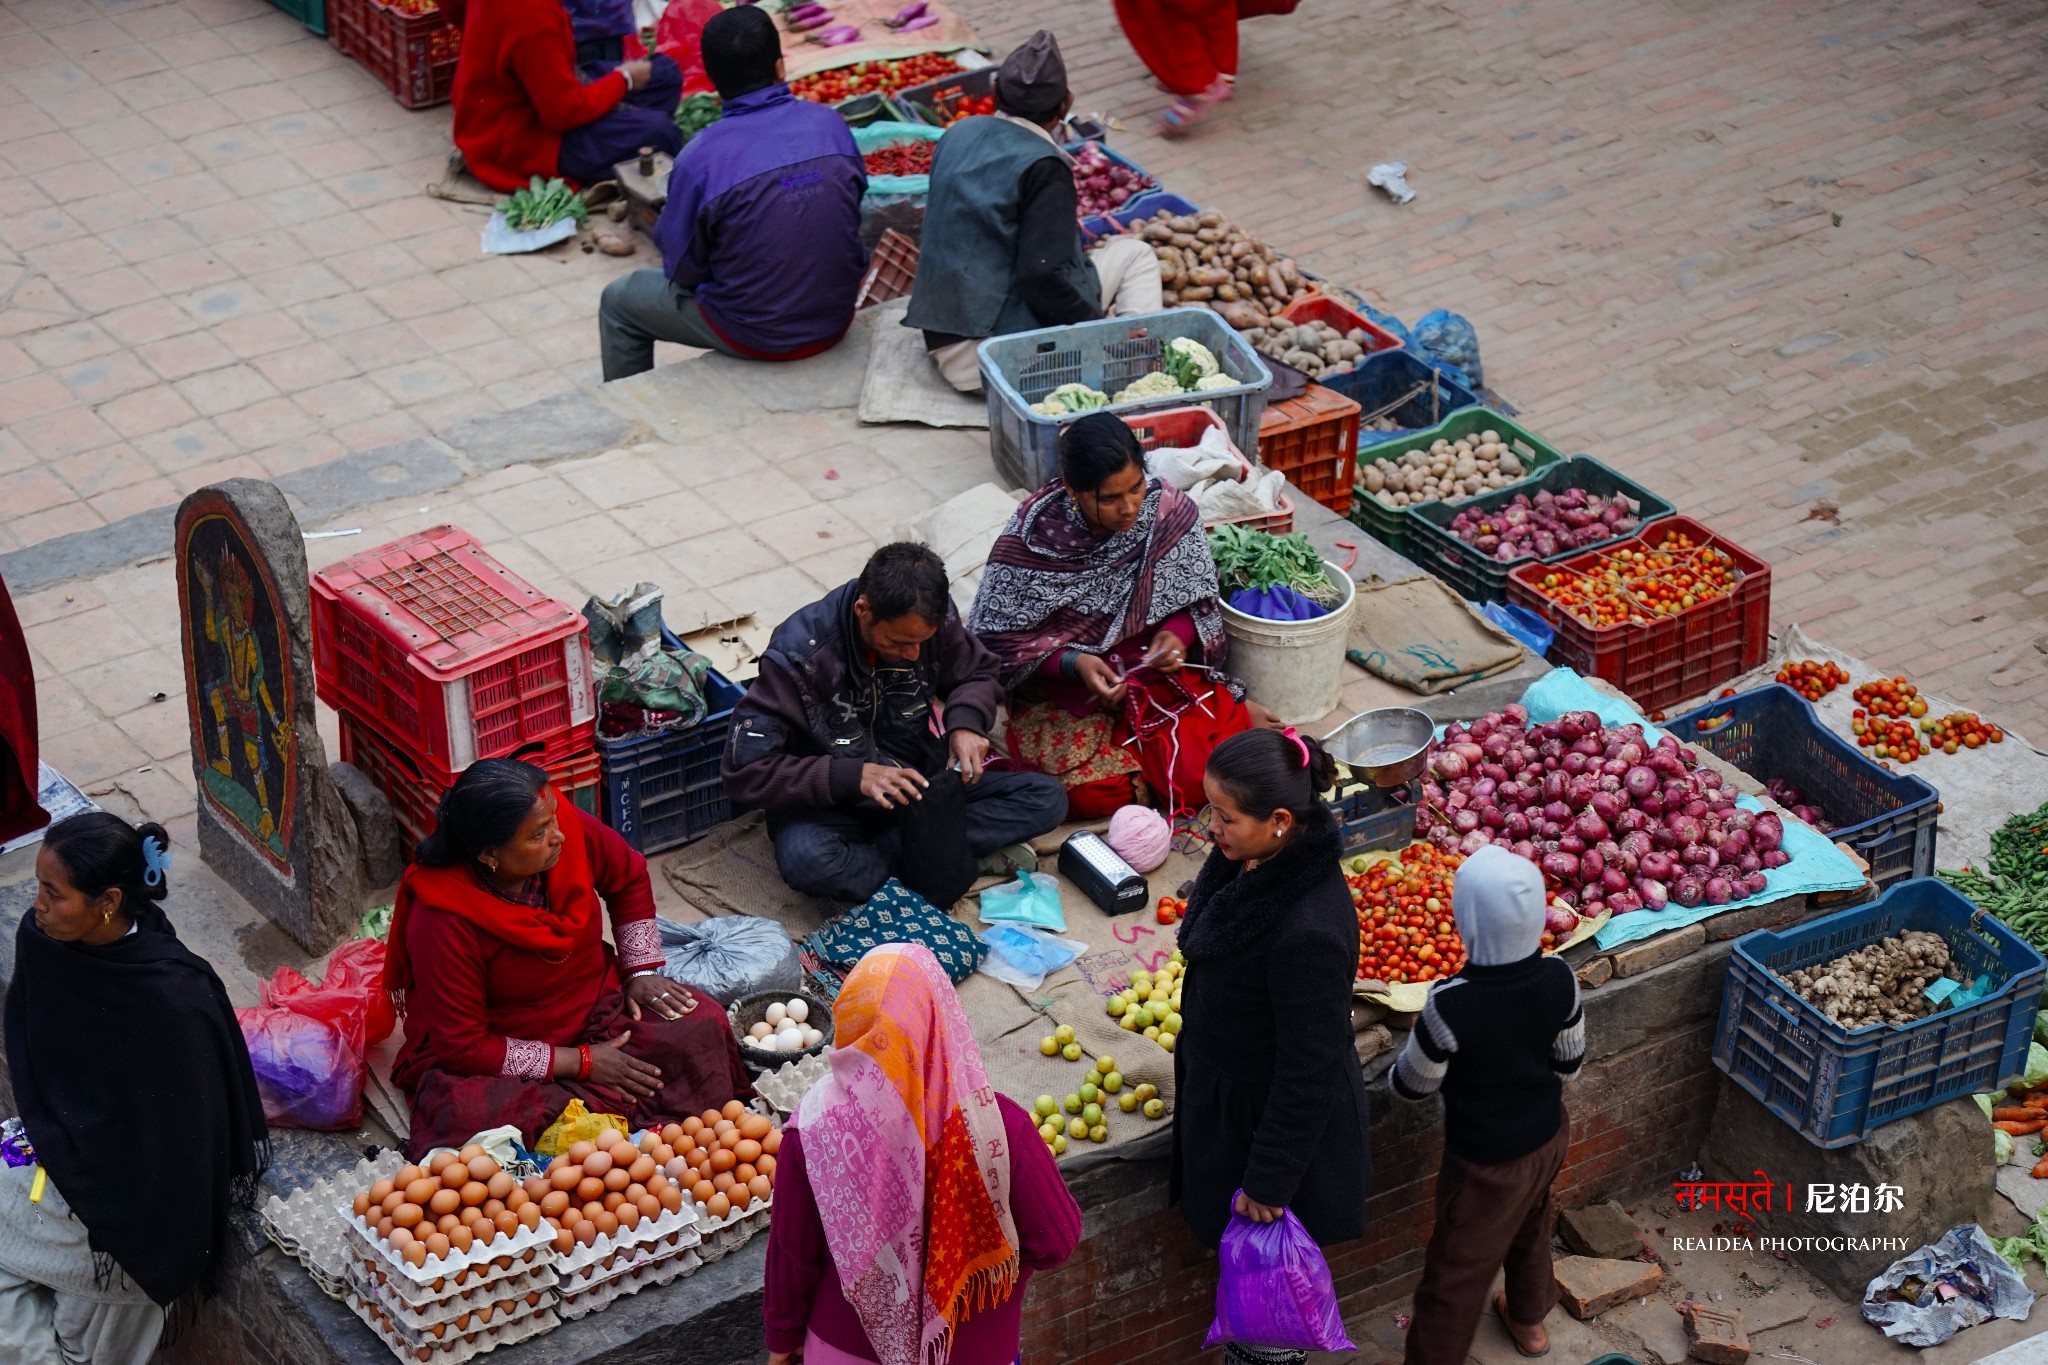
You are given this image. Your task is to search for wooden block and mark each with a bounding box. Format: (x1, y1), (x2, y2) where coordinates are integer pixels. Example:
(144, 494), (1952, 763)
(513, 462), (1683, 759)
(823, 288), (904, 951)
(1554, 1254), (1663, 1320)
(1701, 894), (1808, 942)
(1610, 923), (1707, 978)
(1576, 955), (1613, 989)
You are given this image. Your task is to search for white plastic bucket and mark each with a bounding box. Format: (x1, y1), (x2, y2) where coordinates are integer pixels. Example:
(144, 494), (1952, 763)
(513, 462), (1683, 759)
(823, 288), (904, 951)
(1219, 562), (1355, 725)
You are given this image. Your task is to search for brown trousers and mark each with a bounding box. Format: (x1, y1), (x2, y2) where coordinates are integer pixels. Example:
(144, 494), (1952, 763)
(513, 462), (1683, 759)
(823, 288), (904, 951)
(1403, 1110), (1569, 1365)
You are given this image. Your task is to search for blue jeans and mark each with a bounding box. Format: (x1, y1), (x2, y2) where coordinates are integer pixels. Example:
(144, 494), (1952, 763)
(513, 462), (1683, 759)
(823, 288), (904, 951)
(771, 769), (1068, 904)
(557, 53), (683, 187)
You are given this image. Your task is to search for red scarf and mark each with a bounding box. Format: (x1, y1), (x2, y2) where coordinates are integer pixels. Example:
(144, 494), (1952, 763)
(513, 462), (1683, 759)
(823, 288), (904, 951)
(382, 791), (598, 1010)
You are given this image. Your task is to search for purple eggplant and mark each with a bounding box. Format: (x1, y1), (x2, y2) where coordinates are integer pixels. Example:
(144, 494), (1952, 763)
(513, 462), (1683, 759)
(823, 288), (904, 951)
(895, 12), (937, 29)
(884, 0), (927, 25)
(818, 23), (861, 43)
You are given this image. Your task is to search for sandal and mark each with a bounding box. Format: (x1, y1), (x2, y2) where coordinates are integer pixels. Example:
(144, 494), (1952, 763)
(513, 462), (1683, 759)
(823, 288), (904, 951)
(1157, 76), (1233, 137)
(1494, 1292), (1551, 1358)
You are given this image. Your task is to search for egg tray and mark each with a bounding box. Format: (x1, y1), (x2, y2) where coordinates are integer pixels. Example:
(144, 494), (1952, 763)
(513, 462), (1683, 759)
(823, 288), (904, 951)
(689, 1196), (770, 1263)
(352, 1241), (553, 1309)
(343, 1208), (556, 1293)
(345, 1283), (559, 1365)
(264, 1151), (408, 1302)
(557, 1229), (697, 1296)
(557, 1248), (702, 1322)
(751, 1050), (833, 1116)
(353, 1260), (558, 1332)
(551, 1201), (700, 1278)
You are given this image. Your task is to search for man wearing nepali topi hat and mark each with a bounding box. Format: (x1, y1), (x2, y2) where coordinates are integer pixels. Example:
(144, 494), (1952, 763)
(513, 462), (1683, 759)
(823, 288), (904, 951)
(904, 30), (1165, 393)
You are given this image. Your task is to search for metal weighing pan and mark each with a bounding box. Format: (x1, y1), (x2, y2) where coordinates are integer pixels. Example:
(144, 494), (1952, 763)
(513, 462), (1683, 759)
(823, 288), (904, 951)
(1324, 707), (1434, 787)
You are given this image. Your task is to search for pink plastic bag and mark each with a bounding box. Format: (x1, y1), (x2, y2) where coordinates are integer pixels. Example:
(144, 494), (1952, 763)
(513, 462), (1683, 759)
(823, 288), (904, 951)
(236, 938), (392, 1130)
(1202, 1193), (1357, 1353)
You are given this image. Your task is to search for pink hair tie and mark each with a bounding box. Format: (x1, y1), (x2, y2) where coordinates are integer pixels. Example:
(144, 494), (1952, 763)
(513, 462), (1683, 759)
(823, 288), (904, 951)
(1282, 725), (1311, 768)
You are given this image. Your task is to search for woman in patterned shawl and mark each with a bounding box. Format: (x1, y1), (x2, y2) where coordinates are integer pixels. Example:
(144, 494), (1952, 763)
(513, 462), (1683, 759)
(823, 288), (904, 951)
(969, 413), (1269, 818)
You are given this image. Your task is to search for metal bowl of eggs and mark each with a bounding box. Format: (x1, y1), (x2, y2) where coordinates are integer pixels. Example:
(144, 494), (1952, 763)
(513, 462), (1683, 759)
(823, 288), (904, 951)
(729, 989), (834, 1064)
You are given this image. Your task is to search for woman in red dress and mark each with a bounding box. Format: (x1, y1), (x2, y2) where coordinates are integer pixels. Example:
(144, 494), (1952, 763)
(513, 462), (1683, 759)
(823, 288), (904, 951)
(1114, 0), (1239, 135)
(384, 758), (752, 1158)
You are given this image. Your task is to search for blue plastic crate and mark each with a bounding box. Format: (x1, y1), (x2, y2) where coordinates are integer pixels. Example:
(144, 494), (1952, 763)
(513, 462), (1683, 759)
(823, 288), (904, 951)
(1713, 878), (2046, 1147)
(1669, 684), (1938, 892)
(1086, 190), (1200, 241)
(598, 666), (745, 855)
(978, 308), (1272, 493)
(1320, 349), (1480, 454)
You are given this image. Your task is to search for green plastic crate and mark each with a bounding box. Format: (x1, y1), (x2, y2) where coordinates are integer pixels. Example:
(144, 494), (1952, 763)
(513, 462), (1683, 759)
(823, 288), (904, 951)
(1346, 406), (1564, 557)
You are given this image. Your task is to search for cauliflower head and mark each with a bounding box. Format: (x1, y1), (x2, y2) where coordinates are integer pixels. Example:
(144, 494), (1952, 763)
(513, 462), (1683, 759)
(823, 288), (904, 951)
(1193, 373), (1238, 392)
(1030, 383), (1109, 416)
(1112, 371), (1185, 403)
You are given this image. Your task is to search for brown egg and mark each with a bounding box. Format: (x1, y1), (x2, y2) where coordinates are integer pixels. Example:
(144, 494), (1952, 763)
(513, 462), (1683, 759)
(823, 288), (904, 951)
(424, 1232), (450, 1260)
(616, 1203), (641, 1232)
(492, 1209), (520, 1236)
(582, 1200), (606, 1224)
(429, 1151), (459, 1176)
(436, 1213), (461, 1235)
(517, 1203), (542, 1230)
(712, 1172), (736, 1195)
(761, 1129), (782, 1156)
(717, 1129), (742, 1152)
(721, 1100), (747, 1121)
(392, 1203), (425, 1229)
(757, 1154), (776, 1177)
(624, 1182), (647, 1204)
(466, 1155), (500, 1183)
(627, 1155), (657, 1184)
(575, 1176), (604, 1203)
(747, 1175), (773, 1202)
(635, 1193), (661, 1220)
(450, 1224), (475, 1253)
(403, 1242), (428, 1268)
(681, 1116), (705, 1137)
(734, 1138), (762, 1165)
(369, 1179), (397, 1203)
(521, 1175), (549, 1202)
(460, 1181), (489, 1207)
(653, 1143), (675, 1165)
(506, 1188), (530, 1213)
(381, 1190), (407, 1215)
(739, 1114), (772, 1141)
(429, 1188), (461, 1216)
(376, 1217), (395, 1240)
(458, 1144), (485, 1163)
(592, 1210), (619, 1238)
(644, 1174), (668, 1196)
(699, 1109), (723, 1128)
(581, 1149), (613, 1177)
(602, 1191), (626, 1213)
(709, 1148), (737, 1174)
(691, 1179), (715, 1204)
(602, 1167), (631, 1193)
(395, 1165), (425, 1187)
(596, 1127), (624, 1151)
(706, 1192), (731, 1219)
(659, 1186), (685, 1213)
(387, 1225), (415, 1249)
(714, 1118), (736, 1138)
(549, 1164), (581, 1192)
(553, 1227), (576, 1254)
(540, 1190), (570, 1219)
(353, 1192), (372, 1218)
(526, 1291), (542, 1308)
(735, 1163), (757, 1185)
(458, 1206), (485, 1227)
(567, 1141), (595, 1164)
(485, 1172), (513, 1203)
(661, 1123), (684, 1145)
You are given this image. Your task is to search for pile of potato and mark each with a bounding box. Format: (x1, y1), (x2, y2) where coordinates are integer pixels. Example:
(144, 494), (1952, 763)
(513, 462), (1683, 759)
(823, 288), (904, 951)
(1779, 930), (1954, 1029)
(1242, 319), (1371, 379)
(1145, 208), (1311, 331)
(1359, 429), (1528, 508)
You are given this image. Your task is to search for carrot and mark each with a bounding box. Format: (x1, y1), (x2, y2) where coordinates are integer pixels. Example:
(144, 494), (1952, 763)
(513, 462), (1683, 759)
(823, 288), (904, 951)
(2023, 1093), (2048, 1111)
(1994, 1106), (2037, 1121)
(1994, 1119), (2046, 1135)
(2032, 1157), (2048, 1181)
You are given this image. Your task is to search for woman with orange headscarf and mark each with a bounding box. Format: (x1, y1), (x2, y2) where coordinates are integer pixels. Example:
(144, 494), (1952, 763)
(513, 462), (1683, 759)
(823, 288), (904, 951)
(762, 944), (1081, 1365)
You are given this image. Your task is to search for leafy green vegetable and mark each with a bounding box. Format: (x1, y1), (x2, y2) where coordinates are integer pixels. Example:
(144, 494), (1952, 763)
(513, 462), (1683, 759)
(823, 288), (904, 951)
(496, 176), (589, 232)
(1995, 1210), (2048, 1269)
(1938, 798), (2048, 956)
(1207, 525), (1338, 602)
(675, 93), (722, 139)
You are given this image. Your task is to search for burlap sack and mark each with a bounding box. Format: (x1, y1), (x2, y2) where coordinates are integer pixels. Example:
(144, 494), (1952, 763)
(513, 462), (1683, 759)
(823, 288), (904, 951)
(1348, 574), (1525, 694)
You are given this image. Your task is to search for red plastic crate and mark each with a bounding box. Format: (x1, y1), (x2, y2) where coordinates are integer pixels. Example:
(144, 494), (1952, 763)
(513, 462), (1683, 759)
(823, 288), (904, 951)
(312, 526), (595, 774)
(1121, 406), (1293, 535)
(1505, 515), (1772, 713)
(856, 229), (919, 310)
(1277, 295), (1406, 358)
(339, 709), (600, 861)
(331, 0), (459, 109)
(1258, 383), (1362, 513)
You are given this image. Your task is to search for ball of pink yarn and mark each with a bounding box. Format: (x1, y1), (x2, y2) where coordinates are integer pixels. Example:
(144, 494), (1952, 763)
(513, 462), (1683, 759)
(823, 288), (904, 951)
(1106, 805), (1172, 874)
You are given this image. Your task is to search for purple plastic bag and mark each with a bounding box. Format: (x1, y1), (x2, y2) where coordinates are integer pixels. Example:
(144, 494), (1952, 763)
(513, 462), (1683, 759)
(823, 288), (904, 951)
(1202, 1193), (1357, 1353)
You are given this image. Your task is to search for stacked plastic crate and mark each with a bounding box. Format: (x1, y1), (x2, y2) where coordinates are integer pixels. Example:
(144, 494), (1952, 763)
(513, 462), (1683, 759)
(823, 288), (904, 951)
(311, 526), (600, 858)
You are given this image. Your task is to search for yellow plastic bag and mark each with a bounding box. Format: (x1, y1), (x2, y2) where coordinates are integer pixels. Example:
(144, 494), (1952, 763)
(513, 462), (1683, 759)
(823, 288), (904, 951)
(533, 1099), (630, 1158)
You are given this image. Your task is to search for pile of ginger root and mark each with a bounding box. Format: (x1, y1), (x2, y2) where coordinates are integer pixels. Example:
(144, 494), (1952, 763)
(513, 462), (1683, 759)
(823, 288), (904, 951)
(1779, 930), (1955, 1029)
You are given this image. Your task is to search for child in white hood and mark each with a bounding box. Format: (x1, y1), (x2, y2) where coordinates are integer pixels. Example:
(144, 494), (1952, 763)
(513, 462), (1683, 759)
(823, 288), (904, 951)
(1390, 845), (1585, 1364)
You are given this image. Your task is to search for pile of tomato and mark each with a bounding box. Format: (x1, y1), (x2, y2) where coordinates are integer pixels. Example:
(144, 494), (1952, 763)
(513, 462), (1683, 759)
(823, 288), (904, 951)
(1775, 658), (1849, 702)
(1351, 845), (1467, 985)
(1852, 676), (1924, 719)
(1155, 895), (1186, 925)
(1852, 710), (1927, 763)
(1529, 531), (1738, 630)
(1922, 711), (2004, 753)
(790, 53), (962, 103)
(927, 93), (996, 125)
(863, 141), (934, 176)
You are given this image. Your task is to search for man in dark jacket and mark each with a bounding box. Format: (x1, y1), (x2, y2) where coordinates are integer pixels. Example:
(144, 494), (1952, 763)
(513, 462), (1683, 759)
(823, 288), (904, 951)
(902, 30), (1162, 393)
(596, 5), (867, 379)
(722, 543), (1068, 905)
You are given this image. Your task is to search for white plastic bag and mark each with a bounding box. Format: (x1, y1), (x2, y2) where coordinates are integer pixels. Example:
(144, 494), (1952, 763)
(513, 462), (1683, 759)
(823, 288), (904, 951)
(481, 210), (579, 255)
(1862, 1224), (2033, 1347)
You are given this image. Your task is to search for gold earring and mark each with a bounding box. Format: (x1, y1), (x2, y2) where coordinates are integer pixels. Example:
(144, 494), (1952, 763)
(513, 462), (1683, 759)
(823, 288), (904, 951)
(101, 909), (112, 925)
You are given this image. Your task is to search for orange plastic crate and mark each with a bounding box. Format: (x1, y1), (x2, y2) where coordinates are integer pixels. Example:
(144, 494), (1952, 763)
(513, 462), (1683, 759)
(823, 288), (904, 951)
(1122, 406), (1293, 535)
(332, 0), (458, 109)
(1257, 383), (1362, 514)
(856, 229), (919, 310)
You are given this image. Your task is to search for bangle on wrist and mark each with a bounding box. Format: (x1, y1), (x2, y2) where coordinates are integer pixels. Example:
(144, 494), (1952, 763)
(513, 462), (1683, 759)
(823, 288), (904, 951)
(577, 1044), (592, 1080)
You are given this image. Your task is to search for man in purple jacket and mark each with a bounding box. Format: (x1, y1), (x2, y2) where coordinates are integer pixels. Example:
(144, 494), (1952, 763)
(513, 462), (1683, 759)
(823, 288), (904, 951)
(721, 543), (1068, 906)
(596, 5), (867, 380)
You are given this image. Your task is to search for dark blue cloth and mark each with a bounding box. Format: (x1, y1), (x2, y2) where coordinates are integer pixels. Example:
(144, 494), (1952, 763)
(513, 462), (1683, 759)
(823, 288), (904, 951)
(650, 83), (867, 356)
(555, 53), (683, 187)
(562, 0), (632, 47)
(1227, 584), (1328, 621)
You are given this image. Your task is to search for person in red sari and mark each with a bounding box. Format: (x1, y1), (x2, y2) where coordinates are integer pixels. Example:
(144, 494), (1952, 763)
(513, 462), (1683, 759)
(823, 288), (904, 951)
(384, 758), (752, 1158)
(0, 572), (47, 847)
(1114, 0), (1238, 135)
(968, 414), (1275, 819)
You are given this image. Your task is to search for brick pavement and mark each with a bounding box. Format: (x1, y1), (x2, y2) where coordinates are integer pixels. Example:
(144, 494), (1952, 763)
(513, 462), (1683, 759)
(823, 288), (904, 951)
(4, 0), (2047, 752)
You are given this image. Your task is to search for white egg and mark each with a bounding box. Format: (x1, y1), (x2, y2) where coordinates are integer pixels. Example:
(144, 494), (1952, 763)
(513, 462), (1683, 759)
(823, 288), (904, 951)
(749, 1021), (773, 1041)
(777, 1029), (804, 1051)
(786, 999), (810, 1024)
(762, 1032), (787, 1052)
(801, 1027), (823, 1048)
(765, 1002), (787, 1027)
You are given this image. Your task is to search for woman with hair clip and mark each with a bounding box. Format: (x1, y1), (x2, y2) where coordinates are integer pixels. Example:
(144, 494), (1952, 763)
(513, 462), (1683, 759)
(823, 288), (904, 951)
(1170, 727), (1370, 1365)
(1, 812), (269, 1363)
(384, 758), (753, 1158)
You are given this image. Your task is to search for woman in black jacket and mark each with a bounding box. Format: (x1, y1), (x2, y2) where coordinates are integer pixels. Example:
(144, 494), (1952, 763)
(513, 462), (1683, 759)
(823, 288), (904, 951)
(1170, 726), (1370, 1363)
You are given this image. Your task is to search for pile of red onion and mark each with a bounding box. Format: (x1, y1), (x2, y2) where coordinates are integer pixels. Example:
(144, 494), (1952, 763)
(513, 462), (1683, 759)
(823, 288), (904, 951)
(1763, 778), (1832, 832)
(1446, 487), (1641, 563)
(1420, 704), (1789, 922)
(1071, 142), (1155, 219)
